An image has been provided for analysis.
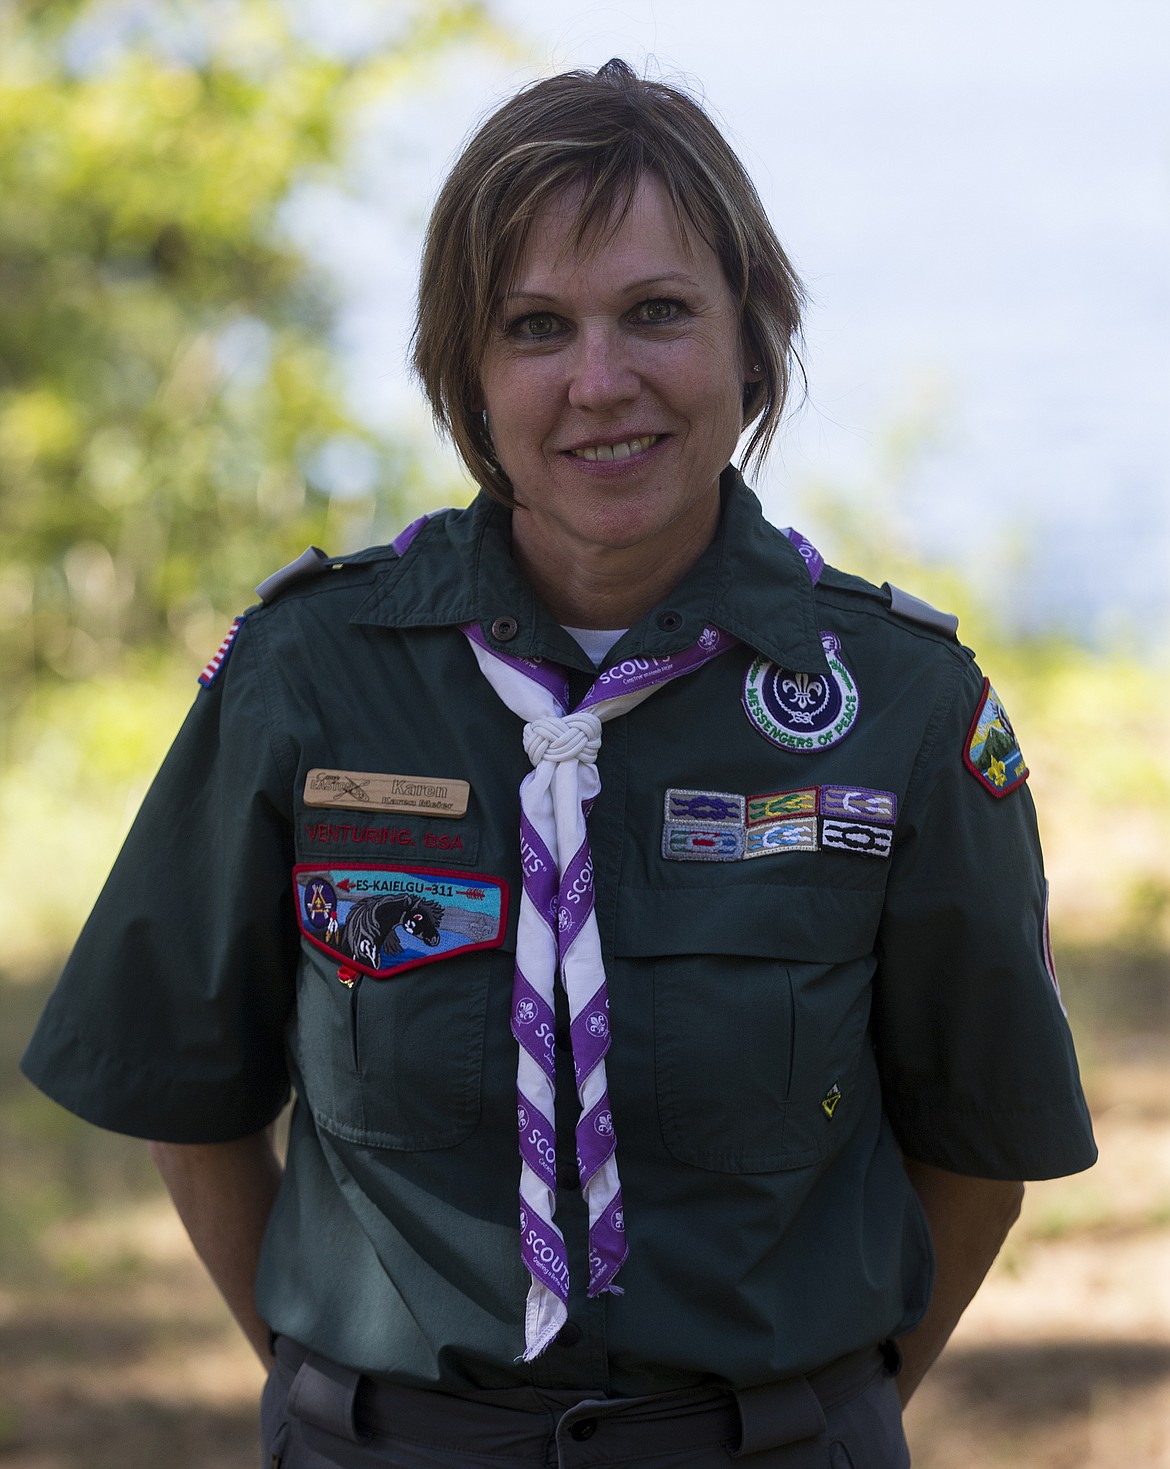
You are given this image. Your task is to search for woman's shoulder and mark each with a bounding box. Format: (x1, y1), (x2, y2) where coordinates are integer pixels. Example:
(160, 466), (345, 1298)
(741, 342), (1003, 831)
(812, 562), (976, 668)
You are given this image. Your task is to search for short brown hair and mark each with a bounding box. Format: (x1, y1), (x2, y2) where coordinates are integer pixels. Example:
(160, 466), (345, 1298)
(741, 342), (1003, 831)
(412, 58), (805, 503)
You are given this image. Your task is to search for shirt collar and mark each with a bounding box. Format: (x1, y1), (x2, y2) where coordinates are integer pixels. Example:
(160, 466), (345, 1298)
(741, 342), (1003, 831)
(351, 467), (829, 676)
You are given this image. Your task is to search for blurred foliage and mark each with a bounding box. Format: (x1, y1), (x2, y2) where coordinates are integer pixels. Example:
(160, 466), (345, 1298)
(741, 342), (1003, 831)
(792, 451), (1170, 959)
(0, 0), (493, 726)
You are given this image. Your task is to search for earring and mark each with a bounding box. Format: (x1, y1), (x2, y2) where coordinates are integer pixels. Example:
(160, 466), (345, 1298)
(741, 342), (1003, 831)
(751, 364), (763, 374)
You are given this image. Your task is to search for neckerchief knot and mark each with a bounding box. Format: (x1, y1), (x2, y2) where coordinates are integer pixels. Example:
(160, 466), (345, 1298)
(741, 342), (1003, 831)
(523, 712), (603, 767)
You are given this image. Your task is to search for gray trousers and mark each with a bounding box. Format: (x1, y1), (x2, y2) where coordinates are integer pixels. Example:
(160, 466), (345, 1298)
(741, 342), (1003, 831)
(260, 1338), (910, 1469)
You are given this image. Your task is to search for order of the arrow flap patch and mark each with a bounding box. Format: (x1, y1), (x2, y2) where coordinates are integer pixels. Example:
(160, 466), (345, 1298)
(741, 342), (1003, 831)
(294, 864), (508, 979)
(963, 679), (1028, 798)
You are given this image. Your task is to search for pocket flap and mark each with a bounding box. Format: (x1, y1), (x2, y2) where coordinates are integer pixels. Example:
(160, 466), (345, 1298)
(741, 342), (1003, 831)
(614, 883), (881, 962)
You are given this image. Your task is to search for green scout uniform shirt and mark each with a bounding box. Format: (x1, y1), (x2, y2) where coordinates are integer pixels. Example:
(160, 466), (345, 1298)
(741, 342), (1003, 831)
(22, 472), (1097, 1395)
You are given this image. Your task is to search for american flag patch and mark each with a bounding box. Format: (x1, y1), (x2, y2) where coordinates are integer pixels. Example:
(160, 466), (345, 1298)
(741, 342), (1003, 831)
(198, 615), (245, 688)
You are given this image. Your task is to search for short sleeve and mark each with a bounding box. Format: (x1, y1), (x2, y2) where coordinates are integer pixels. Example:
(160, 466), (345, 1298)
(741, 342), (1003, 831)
(20, 618), (297, 1142)
(872, 657), (1097, 1180)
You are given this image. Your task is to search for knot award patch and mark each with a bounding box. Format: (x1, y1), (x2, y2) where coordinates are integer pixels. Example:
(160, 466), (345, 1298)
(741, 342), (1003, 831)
(294, 864), (507, 979)
(664, 783), (896, 863)
(964, 679), (1028, 797)
(743, 632), (859, 752)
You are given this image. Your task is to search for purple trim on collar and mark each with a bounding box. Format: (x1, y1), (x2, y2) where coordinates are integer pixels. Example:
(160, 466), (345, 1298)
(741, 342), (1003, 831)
(578, 626), (739, 711)
(461, 621), (572, 710)
(391, 514), (432, 557)
(782, 527), (824, 586)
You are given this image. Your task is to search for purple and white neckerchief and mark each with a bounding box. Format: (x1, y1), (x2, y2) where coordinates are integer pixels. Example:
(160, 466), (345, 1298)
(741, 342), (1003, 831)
(780, 526), (824, 586)
(463, 619), (740, 1358)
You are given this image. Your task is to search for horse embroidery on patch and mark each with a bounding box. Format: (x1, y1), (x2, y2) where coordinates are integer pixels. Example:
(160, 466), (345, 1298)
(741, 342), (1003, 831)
(963, 679), (1028, 798)
(293, 864), (507, 979)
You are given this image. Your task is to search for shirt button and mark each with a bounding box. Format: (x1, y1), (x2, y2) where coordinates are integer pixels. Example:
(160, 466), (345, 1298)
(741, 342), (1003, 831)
(569, 1417), (597, 1441)
(656, 609), (683, 632)
(556, 1320), (582, 1347)
(557, 1162), (580, 1189)
(490, 615), (519, 642)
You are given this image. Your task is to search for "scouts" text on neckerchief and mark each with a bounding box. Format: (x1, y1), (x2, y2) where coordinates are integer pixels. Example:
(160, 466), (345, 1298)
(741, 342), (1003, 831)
(462, 622), (739, 1360)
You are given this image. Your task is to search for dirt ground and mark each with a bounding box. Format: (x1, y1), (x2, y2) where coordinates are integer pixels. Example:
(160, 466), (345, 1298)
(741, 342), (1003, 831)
(903, 1050), (1170, 1468)
(2, 1019), (1167, 1466)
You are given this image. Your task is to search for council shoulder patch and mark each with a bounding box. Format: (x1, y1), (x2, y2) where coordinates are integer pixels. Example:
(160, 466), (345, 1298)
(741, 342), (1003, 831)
(293, 864), (507, 979)
(742, 632), (859, 752)
(964, 679), (1028, 798)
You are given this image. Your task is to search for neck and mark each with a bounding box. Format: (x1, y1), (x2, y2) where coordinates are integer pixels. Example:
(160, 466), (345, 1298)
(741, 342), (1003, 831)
(510, 503), (720, 629)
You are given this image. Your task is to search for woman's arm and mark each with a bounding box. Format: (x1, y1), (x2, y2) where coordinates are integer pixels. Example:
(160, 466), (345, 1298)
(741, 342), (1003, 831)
(148, 1126), (284, 1366)
(895, 1159), (1025, 1404)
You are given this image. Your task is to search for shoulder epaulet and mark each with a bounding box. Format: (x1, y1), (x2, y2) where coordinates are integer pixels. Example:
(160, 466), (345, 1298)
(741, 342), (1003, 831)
(255, 545), (331, 603)
(199, 545), (333, 687)
(882, 583), (960, 640)
(391, 507), (451, 558)
(254, 513), (452, 607)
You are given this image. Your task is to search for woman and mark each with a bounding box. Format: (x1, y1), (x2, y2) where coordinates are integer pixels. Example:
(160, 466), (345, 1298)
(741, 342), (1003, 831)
(22, 59), (1095, 1468)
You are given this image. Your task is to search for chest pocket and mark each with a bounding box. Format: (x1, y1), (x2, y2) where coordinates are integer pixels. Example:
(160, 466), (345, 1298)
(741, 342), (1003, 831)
(292, 941), (511, 1151)
(615, 884), (882, 1173)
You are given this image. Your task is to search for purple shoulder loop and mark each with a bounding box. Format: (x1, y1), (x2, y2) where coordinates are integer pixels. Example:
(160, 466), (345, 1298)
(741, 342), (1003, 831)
(391, 514), (434, 557)
(782, 527), (824, 586)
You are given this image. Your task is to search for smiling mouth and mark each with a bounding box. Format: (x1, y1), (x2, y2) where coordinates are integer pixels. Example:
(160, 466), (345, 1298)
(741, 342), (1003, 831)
(569, 435), (661, 462)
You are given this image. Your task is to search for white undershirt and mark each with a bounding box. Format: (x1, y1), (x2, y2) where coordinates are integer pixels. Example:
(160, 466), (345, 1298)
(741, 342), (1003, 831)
(562, 625), (628, 668)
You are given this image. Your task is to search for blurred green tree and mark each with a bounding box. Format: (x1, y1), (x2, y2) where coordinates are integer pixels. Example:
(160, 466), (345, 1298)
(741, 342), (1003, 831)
(0, 0), (490, 717)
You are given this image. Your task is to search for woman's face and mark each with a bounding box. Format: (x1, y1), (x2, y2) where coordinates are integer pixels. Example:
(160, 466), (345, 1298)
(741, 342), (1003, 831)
(478, 173), (753, 571)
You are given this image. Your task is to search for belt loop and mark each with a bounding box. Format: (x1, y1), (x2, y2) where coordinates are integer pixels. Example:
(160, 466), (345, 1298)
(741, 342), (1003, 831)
(287, 1352), (369, 1444)
(732, 1377), (826, 1457)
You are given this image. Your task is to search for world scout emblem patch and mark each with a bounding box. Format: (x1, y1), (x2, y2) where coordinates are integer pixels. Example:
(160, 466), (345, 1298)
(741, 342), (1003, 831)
(742, 632), (859, 752)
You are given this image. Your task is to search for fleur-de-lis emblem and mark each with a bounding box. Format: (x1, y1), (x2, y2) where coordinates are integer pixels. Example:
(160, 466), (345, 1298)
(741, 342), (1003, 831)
(781, 673), (825, 709)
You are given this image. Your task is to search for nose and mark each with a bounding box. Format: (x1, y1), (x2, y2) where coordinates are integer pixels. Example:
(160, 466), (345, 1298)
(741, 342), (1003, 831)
(566, 324), (639, 412)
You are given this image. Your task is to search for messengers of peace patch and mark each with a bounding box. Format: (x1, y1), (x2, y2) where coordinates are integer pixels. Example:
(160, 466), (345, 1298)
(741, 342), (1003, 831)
(963, 679), (1028, 798)
(742, 632), (859, 752)
(294, 864), (508, 980)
